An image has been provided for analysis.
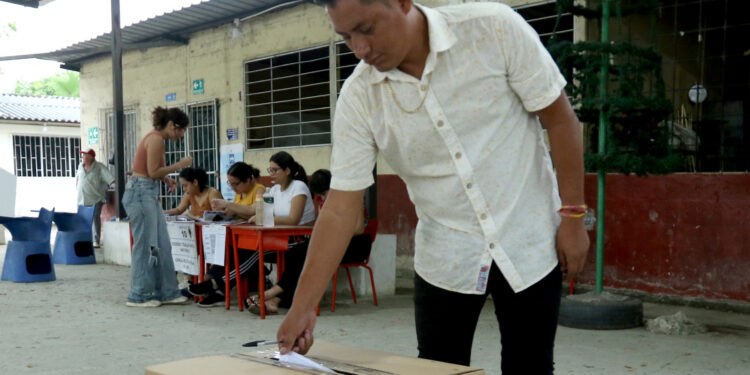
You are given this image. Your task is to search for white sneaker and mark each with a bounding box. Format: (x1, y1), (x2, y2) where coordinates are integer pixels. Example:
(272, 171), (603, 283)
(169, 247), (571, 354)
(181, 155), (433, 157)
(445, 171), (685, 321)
(126, 300), (161, 307)
(161, 296), (190, 305)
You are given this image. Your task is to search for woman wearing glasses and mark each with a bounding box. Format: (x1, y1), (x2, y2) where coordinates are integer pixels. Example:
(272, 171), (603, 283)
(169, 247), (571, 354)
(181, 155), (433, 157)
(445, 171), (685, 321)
(245, 151), (315, 315)
(188, 161), (268, 307)
(211, 162), (265, 220)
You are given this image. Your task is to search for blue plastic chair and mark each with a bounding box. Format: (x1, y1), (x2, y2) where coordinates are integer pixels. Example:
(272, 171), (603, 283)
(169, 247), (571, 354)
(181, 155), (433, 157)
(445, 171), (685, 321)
(52, 205), (96, 265)
(0, 208), (56, 282)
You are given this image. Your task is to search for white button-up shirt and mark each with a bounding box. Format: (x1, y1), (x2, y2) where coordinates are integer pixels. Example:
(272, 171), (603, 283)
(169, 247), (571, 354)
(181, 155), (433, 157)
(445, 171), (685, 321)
(330, 2), (566, 293)
(76, 161), (115, 206)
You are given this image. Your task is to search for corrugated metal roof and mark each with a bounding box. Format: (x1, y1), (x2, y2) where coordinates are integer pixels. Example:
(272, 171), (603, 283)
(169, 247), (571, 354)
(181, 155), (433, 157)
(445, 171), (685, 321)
(0, 0), (299, 69)
(0, 94), (80, 123)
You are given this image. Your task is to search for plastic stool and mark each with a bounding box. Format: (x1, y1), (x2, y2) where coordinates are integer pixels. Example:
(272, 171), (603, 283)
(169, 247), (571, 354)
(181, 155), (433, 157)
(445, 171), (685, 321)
(1, 240), (56, 282)
(52, 206), (96, 265)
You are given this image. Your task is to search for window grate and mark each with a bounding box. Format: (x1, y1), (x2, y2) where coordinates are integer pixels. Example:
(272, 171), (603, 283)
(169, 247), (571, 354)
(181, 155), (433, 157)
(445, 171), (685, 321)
(160, 101), (219, 210)
(515, 1), (574, 46)
(245, 45), (333, 149)
(12, 135), (81, 177)
(105, 109), (138, 175)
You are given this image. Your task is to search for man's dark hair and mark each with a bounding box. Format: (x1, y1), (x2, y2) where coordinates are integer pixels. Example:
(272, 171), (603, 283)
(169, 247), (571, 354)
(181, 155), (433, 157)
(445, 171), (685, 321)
(310, 0), (391, 8)
(308, 169), (332, 196)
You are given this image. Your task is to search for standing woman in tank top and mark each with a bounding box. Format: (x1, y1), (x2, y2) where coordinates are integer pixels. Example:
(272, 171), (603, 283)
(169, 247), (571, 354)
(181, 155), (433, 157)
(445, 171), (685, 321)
(123, 107), (193, 307)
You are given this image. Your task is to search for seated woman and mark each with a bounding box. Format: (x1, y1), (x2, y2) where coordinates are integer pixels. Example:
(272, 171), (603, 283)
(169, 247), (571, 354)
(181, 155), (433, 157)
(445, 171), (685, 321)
(186, 162), (267, 307)
(212, 162), (265, 220)
(245, 151), (316, 315)
(247, 168), (372, 315)
(164, 167), (223, 219)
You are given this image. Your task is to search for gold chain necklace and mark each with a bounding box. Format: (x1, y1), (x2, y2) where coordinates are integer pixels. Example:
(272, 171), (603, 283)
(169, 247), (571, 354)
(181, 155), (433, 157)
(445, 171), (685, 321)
(385, 78), (430, 114)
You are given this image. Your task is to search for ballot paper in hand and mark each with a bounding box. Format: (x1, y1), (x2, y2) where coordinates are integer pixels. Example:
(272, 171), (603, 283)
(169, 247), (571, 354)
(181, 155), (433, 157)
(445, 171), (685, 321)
(275, 351), (336, 373)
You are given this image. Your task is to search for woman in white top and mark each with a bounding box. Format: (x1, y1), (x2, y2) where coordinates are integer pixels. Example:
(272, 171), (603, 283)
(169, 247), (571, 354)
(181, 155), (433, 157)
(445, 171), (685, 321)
(246, 151), (315, 315)
(251, 151), (316, 226)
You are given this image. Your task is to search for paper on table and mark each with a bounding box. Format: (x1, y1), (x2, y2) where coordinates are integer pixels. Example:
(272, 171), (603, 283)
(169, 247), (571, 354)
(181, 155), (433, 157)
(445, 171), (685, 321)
(276, 352), (336, 373)
(201, 224), (226, 266)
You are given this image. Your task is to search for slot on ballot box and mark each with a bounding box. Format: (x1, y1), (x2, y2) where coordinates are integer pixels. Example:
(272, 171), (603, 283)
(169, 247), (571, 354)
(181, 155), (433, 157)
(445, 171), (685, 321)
(145, 340), (484, 375)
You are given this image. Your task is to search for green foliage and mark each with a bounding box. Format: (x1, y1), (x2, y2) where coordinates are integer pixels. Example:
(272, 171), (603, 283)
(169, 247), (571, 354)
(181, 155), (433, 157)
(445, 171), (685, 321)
(548, 0), (680, 176)
(1, 22), (17, 75)
(2, 22), (17, 36)
(14, 71), (80, 97)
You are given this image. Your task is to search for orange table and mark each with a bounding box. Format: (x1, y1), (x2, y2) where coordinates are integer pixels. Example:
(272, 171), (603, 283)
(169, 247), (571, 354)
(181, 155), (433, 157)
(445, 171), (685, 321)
(228, 224), (313, 318)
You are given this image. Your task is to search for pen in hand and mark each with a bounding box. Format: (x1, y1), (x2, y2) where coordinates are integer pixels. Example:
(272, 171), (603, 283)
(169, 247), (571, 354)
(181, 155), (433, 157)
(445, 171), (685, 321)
(242, 340), (278, 347)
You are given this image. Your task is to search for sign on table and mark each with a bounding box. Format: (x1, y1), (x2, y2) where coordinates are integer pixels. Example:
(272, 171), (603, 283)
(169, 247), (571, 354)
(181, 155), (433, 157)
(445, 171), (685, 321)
(201, 224), (226, 266)
(167, 222), (199, 275)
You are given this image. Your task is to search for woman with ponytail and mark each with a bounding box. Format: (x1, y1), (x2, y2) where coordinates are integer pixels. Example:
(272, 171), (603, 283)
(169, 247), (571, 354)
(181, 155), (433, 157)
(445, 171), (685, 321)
(252, 151), (315, 226)
(245, 151), (315, 315)
(122, 106), (192, 308)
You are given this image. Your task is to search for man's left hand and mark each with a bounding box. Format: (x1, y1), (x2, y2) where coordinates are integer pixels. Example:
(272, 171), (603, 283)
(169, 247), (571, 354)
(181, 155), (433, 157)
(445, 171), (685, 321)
(556, 217), (590, 278)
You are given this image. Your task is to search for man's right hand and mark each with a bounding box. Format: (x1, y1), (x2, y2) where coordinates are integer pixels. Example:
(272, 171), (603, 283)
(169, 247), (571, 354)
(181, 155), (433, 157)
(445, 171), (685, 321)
(277, 306), (317, 355)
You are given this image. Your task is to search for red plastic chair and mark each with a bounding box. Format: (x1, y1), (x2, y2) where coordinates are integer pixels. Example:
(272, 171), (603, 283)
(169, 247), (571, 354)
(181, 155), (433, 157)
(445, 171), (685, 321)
(331, 219), (378, 312)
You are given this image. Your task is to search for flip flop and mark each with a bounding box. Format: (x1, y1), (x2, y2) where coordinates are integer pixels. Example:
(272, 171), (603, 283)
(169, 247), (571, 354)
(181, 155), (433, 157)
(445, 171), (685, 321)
(244, 295), (260, 310)
(249, 303), (278, 315)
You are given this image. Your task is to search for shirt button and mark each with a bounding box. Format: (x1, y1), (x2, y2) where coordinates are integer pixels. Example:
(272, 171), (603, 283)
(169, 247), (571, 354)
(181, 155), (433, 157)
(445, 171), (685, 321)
(437, 120), (444, 128)
(480, 213), (487, 220)
(420, 84), (428, 91)
(489, 243), (495, 249)
(466, 182), (473, 189)
(455, 152), (462, 159)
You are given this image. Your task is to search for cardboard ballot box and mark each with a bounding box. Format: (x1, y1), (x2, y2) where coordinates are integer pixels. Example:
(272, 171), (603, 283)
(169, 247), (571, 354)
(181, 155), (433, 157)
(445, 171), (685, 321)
(145, 341), (484, 375)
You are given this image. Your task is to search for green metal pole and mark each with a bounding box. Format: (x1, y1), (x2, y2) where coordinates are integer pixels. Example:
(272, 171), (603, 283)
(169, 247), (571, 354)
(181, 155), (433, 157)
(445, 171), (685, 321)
(595, 0), (610, 294)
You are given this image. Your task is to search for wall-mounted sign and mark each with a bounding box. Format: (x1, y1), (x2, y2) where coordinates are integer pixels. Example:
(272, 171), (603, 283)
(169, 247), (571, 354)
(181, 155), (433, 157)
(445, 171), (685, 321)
(192, 79), (204, 95)
(88, 127), (99, 145)
(688, 84), (707, 104)
(226, 128), (239, 141)
(165, 93), (176, 102)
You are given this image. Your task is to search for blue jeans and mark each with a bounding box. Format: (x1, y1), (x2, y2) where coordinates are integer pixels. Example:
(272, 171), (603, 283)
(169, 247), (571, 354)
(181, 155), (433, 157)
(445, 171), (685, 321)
(122, 177), (181, 303)
(414, 264), (561, 374)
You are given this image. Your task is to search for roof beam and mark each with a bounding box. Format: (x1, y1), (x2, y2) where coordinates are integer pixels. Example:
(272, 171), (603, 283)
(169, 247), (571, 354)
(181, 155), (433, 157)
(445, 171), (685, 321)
(0, 0), (40, 8)
(0, 38), (189, 62)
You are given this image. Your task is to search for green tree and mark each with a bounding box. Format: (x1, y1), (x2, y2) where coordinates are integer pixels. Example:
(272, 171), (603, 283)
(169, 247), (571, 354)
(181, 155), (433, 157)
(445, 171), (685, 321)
(14, 71), (80, 97)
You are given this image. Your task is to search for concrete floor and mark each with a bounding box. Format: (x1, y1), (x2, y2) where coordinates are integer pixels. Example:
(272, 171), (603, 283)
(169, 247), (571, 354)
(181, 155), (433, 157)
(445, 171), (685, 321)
(1, 244), (749, 375)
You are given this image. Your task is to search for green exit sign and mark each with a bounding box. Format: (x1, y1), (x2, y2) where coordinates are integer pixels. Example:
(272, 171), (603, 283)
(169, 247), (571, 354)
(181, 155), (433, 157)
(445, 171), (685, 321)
(88, 127), (99, 145)
(192, 79), (204, 95)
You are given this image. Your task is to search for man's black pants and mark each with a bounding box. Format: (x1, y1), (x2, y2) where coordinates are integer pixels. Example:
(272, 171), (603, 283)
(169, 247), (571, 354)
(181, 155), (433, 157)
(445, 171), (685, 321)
(414, 263), (561, 374)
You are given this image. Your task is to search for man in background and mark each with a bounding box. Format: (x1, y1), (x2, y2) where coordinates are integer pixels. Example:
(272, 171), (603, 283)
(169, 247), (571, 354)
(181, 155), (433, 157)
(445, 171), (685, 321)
(76, 147), (114, 247)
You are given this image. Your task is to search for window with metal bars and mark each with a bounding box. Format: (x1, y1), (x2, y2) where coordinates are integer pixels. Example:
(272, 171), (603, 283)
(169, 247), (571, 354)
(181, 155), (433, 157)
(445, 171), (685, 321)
(160, 101), (219, 210)
(335, 42), (358, 96)
(12, 135), (81, 177)
(245, 45), (333, 149)
(105, 108), (138, 175)
(515, 1), (574, 45)
(593, 0), (749, 172)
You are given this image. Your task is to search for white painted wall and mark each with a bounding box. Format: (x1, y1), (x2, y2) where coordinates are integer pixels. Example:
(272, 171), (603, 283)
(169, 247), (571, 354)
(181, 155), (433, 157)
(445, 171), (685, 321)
(0, 168), (16, 244)
(0, 121), (80, 216)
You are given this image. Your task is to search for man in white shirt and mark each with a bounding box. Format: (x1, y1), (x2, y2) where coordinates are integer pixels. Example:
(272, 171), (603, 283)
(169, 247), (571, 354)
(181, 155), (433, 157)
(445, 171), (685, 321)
(278, 1), (590, 372)
(76, 147), (114, 247)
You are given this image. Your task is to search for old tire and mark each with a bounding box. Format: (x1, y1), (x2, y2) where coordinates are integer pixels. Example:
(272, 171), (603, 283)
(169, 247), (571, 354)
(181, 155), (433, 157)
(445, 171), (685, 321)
(558, 291), (643, 330)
